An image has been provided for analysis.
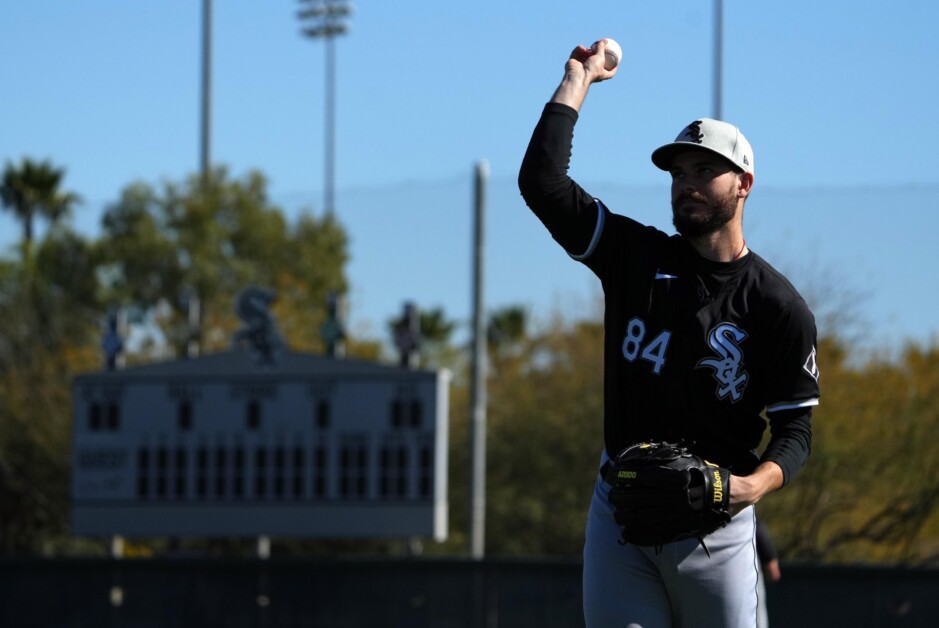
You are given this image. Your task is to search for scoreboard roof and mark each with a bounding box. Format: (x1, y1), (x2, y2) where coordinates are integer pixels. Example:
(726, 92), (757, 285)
(74, 350), (438, 383)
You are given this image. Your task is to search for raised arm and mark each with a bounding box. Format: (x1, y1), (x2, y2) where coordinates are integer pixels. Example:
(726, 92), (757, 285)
(518, 40), (619, 257)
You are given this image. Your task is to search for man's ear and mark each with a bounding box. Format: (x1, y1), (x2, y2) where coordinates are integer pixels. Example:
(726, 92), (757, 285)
(737, 172), (754, 199)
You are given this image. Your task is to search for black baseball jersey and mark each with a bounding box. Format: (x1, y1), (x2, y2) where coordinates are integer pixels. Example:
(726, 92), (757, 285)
(519, 103), (819, 479)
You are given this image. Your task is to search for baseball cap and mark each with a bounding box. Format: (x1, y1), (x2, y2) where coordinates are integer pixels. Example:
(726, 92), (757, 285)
(651, 118), (754, 175)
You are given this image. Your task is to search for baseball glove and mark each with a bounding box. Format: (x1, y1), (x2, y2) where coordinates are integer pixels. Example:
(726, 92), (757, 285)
(605, 441), (732, 553)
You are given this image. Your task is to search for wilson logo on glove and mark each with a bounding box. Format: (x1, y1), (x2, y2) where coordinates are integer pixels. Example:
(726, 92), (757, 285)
(711, 467), (725, 503)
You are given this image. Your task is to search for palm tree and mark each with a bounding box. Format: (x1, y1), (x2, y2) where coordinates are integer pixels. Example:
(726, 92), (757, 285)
(0, 158), (81, 250)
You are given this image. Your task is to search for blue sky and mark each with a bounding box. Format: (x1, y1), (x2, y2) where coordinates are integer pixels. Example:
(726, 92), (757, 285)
(2, 1), (938, 354)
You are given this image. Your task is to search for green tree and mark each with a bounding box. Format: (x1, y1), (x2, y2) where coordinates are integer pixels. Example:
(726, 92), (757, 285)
(96, 168), (350, 358)
(436, 309), (605, 557)
(0, 164), (354, 554)
(761, 340), (939, 564)
(483, 314), (605, 555)
(95, 182), (184, 307)
(0, 158), (80, 257)
(276, 211), (350, 351)
(0, 268), (99, 553)
(487, 306), (528, 361)
(0, 192), (100, 553)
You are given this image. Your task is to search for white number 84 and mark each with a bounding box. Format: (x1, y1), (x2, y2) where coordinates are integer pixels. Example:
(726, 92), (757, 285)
(621, 317), (672, 375)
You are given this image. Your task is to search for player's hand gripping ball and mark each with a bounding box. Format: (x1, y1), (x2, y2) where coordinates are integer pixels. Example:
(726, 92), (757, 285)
(591, 38), (621, 70)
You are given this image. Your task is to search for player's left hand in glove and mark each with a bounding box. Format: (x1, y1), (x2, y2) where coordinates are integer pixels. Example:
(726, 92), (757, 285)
(605, 441), (732, 554)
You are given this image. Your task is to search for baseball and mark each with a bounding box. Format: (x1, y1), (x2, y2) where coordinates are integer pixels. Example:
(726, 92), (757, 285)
(592, 38), (622, 71)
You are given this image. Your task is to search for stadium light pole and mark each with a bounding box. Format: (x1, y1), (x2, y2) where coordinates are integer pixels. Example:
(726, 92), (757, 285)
(184, 0), (213, 363)
(713, 0), (723, 120)
(200, 0), (212, 180)
(298, 0), (352, 217)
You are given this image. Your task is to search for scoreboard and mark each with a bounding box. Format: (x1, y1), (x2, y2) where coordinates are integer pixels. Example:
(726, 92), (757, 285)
(71, 350), (450, 540)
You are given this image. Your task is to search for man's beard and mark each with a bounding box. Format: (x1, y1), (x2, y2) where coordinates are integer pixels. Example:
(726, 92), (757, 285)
(671, 186), (737, 237)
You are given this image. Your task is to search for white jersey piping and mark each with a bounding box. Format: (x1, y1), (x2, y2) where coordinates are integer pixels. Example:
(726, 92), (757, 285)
(569, 199), (606, 261)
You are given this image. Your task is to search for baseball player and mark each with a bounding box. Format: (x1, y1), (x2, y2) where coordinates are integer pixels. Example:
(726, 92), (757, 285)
(517, 41), (820, 627)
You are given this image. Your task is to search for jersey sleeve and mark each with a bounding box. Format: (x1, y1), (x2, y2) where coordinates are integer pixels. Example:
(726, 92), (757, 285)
(764, 299), (820, 413)
(519, 102), (671, 281)
(761, 407), (812, 486)
(760, 297), (820, 485)
(518, 102), (602, 257)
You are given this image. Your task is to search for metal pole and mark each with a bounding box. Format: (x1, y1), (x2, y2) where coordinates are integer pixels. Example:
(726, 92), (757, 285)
(201, 0), (212, 178)
(713, 0), (723, 120)
(187, 292), (201, 358)
(325, 34), (336, 216)
(298, 1), (350, 216)
(469, 160), (488, 560)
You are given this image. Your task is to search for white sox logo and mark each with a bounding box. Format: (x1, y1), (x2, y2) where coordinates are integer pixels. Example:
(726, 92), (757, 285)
(697, 323), (749, 402)
(684, 120), (705, 143)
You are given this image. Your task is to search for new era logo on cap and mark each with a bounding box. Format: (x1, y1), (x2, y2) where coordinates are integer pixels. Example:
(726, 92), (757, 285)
(652, 118), (754, 175)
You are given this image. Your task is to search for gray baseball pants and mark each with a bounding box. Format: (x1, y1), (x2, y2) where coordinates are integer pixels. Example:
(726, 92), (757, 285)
(583, 451), (760, 628)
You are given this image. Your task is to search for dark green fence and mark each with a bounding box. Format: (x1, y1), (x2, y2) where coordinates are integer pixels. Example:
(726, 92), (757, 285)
(0, 557), (936, 627)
